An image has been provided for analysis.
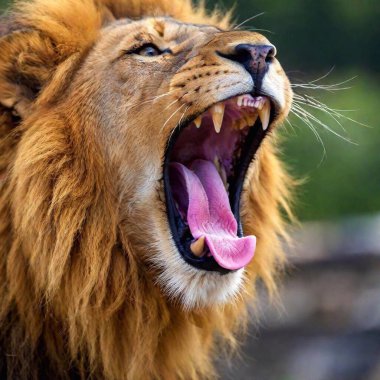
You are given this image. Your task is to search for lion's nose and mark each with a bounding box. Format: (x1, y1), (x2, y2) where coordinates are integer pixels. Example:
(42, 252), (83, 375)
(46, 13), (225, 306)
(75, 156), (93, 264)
(222, 44), (276, 83)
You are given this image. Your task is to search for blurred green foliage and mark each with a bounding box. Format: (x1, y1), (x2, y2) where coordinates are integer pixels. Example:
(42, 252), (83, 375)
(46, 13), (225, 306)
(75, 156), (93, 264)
(0, 0), (379, 220)
(205, 0), (380, 220)
(284, 76), (380, 220)
(207, 0), (380, 74)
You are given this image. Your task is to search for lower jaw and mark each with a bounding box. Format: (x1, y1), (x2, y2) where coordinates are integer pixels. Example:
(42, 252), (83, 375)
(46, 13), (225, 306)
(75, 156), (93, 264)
(163, 115), (269, 274)
(155, 249), (246, 309)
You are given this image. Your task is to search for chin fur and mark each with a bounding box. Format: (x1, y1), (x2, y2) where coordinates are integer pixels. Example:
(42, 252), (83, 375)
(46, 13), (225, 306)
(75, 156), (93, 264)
(151, 238), (245, 310)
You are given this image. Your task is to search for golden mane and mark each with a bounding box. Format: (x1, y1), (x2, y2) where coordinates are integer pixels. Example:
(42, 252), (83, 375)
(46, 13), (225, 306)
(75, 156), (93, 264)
(0, 1), (292, 379)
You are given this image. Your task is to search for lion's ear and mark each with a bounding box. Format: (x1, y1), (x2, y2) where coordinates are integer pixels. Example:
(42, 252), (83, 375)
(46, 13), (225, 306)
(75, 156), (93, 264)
(0, 22), (63, 119)
(0, 0), (115, 120)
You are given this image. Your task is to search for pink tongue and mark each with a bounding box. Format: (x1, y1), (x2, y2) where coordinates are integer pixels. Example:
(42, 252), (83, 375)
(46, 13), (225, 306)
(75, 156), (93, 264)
(170, 159), (256, 270)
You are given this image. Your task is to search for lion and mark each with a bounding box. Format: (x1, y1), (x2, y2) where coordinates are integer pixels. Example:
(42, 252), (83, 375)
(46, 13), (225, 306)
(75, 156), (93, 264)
(0, 0), (293, 379)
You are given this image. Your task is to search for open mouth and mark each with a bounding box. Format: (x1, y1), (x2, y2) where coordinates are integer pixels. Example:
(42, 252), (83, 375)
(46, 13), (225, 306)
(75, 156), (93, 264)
(163, 93), (277, 274)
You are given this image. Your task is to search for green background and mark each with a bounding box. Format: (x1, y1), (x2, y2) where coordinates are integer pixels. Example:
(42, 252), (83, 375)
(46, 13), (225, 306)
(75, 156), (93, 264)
(1, 0), (379, 221)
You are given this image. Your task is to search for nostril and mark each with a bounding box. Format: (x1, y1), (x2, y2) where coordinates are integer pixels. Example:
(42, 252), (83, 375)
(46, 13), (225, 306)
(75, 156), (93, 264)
(266, 46), (276, 61)
(219, 44), (276, 67)
(217, 43), (276, 82)
(218, 46), (252, 66)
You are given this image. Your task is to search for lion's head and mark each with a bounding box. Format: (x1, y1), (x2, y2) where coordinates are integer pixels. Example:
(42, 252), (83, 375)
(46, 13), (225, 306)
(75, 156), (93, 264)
(0, 0), (293, 379)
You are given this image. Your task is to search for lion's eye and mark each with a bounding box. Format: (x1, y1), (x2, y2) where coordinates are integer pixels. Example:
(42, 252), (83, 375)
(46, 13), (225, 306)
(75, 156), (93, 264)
(135, 44), (162, 57)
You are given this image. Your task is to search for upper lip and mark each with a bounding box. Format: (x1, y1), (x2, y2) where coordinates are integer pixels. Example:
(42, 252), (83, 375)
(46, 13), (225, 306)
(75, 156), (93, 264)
(163, 92), (278, 273)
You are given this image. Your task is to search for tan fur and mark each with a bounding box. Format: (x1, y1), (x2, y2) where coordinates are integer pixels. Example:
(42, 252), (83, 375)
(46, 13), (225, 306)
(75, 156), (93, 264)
(0, 1), (293, 379)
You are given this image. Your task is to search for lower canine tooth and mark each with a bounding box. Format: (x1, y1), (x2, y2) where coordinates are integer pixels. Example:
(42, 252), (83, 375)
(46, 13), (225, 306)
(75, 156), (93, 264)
(190, 236), (206, 257)
(213, 157), (227, 186)
(258, 99), (271, 130)
(235, 119), (246, 130)
(194, 116), (202, 128)
(211, 103), (225, 133)
(213, 156), (220, 171)
(247, 113), (258, 127)
(220, 166), (228, 187)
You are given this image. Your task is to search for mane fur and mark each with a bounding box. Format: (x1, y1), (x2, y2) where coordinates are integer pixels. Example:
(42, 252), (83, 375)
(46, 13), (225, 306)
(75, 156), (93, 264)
(0, 1), (292, 379)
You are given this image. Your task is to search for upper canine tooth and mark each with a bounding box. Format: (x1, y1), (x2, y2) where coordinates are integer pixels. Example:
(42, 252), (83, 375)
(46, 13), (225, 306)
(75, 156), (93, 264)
(258, 99), (270, 130)
(194, 115), (202, 128)
(237, 96), (244, 107)
(190, 236), (206, 257)
(211, 103), (224, 133)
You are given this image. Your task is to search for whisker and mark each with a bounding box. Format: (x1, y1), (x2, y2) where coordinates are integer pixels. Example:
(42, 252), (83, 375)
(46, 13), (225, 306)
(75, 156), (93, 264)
(293, 96), (347, 131)
(127, 90), (177, 110)
(291, 106), (325, 143)
(292, 103), (355, 144)
(309, 66), (336, 83)
(292, 84), (353, 92)
(164, 97), (182, 111)
(293, 93), (369, 128)
(148, 90), (178, 102)
(285, 118), (297, 135)
(284, 69), (368, 162)
(164, 88), (200, 111)
(236, 27), (274, 34)
(291, 73), (358, 93)
(167, 105), (190, 143)
(233, 12), (265, 30)
(290, 107), (327, 162)
(293, 95), (354, 119)
(281, 120), (292, 136)
(160, 103), (186, 133)
(178, 105), (189, 128)
(289, 67), (336, 85)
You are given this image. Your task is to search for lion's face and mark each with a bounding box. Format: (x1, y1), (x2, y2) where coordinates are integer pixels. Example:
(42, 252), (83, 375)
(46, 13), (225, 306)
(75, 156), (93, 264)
(0, 2), (294, 378)
(68, 17), (292, 307)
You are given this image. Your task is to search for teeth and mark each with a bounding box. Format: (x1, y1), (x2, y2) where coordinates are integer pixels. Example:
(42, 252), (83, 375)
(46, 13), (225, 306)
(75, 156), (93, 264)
(254, 97), (264, 109)
(190, 236), (206, 257)
(234, 120), (241, 130)
(238, 119), (247, 130)
(234, 118), (245, 130)
(220, 166), (228, 187)
(237, 94), (256, 108)
(213, 157), (228, 188)
(213, 156), (220, 171)
(211, 103), (225, 133)
(194, 115), (202, 128)
(258, 99), (271, 130)
(200, 96), (269, 133)
(247, 113), (258, 127)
